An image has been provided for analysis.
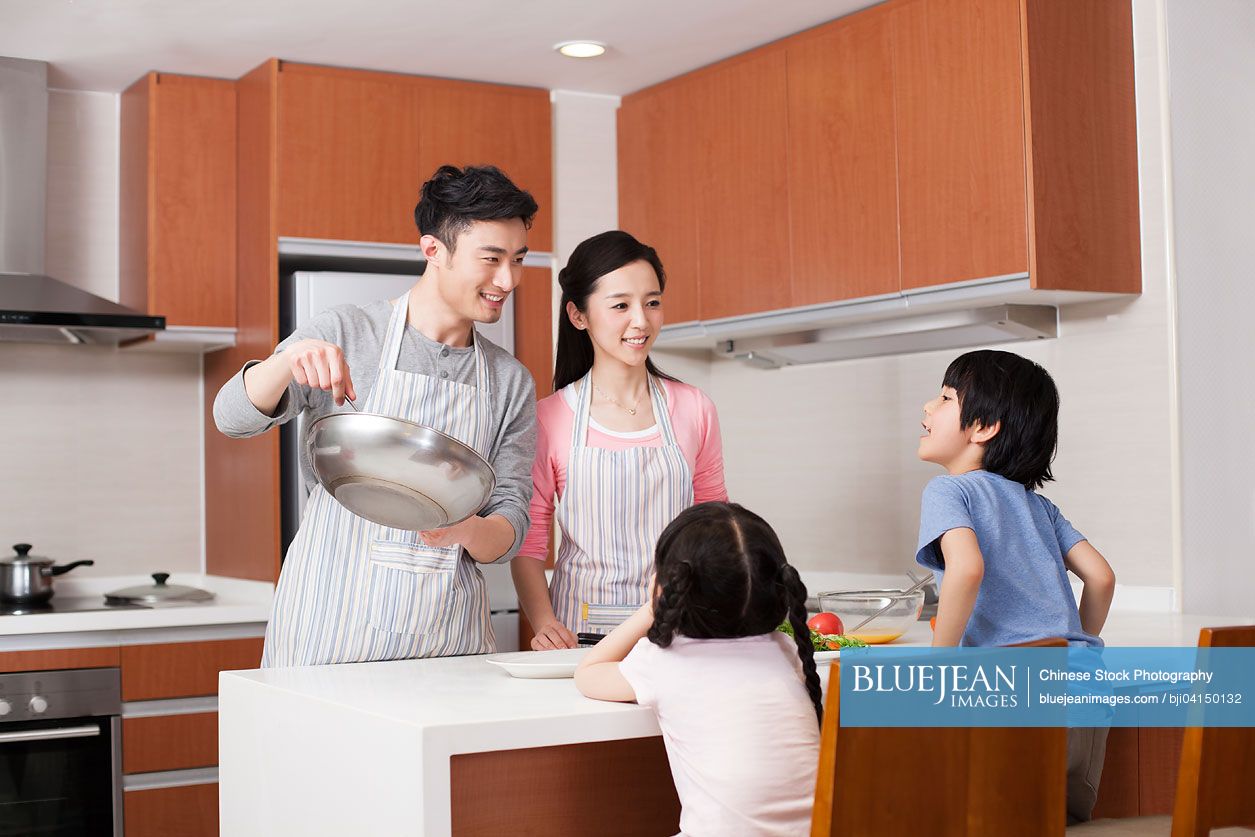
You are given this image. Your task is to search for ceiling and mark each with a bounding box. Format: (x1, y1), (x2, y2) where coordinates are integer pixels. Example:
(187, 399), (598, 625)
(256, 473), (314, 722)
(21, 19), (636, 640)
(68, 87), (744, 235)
(0, 0), (876, 95)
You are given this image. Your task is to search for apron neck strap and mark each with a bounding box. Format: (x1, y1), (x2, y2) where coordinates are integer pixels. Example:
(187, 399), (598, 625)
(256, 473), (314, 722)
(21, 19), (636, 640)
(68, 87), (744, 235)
(381, 290), (411, 371)
(570, 372), (678, 448)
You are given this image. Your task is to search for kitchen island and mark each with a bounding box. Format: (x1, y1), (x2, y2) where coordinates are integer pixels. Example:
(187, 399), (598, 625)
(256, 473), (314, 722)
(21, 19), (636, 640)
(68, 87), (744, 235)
(218, 611), (1252, 836)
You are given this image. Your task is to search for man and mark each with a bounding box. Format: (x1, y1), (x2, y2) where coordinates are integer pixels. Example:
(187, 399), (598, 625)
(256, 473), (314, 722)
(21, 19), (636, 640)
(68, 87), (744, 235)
(214, 165), (538, 667)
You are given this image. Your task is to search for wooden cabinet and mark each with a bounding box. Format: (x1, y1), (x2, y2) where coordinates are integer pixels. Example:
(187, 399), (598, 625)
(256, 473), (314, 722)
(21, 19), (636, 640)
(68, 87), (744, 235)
(0, 645), (119, 672)
(617, 0), (1141, 322)
(514, 266), (555, 399)
(276, 62), (553, 250)
(123, 712), (219, 773)
(786, 8), (901, 304)
(120, 637), (264, 701)
(124, 782), (219, 837)
(618, 80), (702, 325)
(120, 73), (237, 327)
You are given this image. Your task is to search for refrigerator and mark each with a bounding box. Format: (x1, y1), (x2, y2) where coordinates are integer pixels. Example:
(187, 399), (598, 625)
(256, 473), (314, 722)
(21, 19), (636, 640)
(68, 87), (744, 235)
(280, 270), (520, 651)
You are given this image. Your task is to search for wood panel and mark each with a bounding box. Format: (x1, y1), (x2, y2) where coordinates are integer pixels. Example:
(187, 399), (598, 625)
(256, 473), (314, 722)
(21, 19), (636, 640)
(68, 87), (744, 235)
(123, 712), (219, 774)
(415, 80), (553, 252)
(450, 736), (679, 836)
(276, 63), (421, 244)
(121, 638), (264, 701)
(205, 59), (282, 583)
(150, 74), (237, 327)
(892, 0), (1029, 289)
(513, 265), (553, 398)
(1022, 0), (1141, 293)
(1091, 725), (1140, 819)
(124, 783), (218, 837)
(693, 49), (792, 320)
(118, 74), (152, 317)
(1138, 726), (1183, 816)
(786, 8), (901, 305)
(617, 82), (702, 325)
(0, 646), (119, 673)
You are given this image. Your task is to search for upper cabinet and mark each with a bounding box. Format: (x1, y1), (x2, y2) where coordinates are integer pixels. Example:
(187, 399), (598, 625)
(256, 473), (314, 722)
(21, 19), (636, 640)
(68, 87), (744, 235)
(276, 63), (553, 251)
(618, 0), (1142, 326)
(120, 73), (237, 328)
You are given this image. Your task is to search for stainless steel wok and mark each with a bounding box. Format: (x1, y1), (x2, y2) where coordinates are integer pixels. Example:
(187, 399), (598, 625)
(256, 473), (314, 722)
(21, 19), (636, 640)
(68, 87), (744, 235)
(305, 407), (495, 531)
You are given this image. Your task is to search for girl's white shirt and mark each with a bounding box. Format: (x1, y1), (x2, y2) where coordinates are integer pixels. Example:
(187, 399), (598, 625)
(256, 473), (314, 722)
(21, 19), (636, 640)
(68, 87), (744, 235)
(619, 632), (820, 837)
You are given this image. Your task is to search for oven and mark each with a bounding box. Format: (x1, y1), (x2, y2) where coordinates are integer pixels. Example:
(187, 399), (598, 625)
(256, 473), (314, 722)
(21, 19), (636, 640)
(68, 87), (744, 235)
(0, 668), (122, 836)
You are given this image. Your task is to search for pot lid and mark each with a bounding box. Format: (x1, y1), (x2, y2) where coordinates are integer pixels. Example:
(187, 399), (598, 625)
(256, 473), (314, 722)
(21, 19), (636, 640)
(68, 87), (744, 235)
(105, 573), (215, 605)
(4, 543), (50, 565)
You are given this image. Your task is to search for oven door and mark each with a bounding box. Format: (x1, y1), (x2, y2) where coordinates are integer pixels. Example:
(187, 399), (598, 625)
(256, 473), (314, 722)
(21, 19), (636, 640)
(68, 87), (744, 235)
(0, 714), (122, 836)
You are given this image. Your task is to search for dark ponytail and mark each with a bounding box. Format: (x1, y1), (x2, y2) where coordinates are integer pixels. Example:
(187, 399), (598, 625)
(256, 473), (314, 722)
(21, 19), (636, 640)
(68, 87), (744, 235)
(554, 230), (681, 392)
(647, 502), (823, 728)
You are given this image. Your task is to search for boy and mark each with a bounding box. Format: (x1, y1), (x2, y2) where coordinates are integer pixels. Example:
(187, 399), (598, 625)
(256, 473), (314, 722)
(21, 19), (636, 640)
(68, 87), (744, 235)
(915, 349), (1116, 823)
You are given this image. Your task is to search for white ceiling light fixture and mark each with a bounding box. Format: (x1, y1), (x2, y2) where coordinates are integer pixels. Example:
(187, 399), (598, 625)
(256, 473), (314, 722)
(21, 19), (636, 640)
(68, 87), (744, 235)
(554, 40), (607, 59)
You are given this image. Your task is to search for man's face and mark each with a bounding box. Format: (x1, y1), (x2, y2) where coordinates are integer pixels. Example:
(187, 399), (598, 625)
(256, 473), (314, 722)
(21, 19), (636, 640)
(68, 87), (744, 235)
(423, 218), (528, 324)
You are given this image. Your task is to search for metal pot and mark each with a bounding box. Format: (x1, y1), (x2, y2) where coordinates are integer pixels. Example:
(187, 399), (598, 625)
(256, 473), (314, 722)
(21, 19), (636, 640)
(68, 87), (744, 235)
(0, 543), (94, 603)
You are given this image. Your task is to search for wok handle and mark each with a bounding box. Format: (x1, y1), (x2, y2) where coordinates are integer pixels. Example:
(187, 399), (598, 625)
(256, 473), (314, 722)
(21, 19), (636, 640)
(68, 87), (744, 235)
(44, 559), (95, 577)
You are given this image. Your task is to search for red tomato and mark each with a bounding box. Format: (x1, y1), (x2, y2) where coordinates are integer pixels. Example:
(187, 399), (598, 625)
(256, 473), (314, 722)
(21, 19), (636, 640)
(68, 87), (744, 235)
(807, 612), (844, 636)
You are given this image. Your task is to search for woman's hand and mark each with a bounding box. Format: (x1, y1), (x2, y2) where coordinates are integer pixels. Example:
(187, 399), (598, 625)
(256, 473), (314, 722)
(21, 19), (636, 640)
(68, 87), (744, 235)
(284, 339), (357, 405)
(530, 618), (578, 651)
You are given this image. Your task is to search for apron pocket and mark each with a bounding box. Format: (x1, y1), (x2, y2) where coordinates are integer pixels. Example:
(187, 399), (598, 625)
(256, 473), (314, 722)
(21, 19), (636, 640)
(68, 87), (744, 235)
(366, 539), (456, 636)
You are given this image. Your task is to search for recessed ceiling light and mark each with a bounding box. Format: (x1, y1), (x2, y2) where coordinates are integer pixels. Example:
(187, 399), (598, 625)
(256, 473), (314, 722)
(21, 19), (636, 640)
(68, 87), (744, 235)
(555, 41), (607, 59)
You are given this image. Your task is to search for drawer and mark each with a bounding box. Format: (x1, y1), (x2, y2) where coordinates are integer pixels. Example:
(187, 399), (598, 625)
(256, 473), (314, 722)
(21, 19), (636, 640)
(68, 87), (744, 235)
(124, 782), (218, 837)
(123, 712), (218, 774)
(121, 638), (263, 700)
(0, 646), (120, 673)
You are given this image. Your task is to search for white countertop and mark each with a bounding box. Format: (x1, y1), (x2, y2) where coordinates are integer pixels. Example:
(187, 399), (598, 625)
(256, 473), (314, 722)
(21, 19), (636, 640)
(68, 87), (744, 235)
(218, 609), (1252, 837)
(0, 574), (273, 641)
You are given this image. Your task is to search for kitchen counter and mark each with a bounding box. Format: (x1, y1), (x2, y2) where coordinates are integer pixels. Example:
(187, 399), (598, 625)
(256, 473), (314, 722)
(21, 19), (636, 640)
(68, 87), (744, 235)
(218, 609), (1252, 836)
(0, 574), (273, 647)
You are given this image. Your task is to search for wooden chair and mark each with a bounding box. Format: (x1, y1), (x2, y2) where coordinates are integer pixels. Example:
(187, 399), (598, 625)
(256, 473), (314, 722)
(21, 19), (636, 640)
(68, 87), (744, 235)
(1069, 625), (1255, 836)
(811, 638), (1068, 836)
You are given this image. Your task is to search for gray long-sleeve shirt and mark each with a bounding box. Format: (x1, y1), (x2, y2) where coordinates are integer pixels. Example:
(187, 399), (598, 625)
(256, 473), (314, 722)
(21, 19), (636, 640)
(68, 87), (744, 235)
(212, 299), (537, 562)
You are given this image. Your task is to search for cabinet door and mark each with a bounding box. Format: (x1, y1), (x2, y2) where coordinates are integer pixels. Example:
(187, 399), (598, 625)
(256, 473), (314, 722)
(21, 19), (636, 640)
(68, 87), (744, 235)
(277, 64), (421, 244)
(513, 265), (554, 398)
(415, 81), (553, 253)
(121, 638), (264, 701)
(892, 0), (1028, 289)
(787, 10), (900, 305)
(618, 82), (702, 326)
(124, 783), (218, 837)
(693, 50), (792, 321)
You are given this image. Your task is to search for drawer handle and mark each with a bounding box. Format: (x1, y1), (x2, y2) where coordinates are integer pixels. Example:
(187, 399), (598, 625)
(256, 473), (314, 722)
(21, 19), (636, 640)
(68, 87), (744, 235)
(0, 724), (101, 744)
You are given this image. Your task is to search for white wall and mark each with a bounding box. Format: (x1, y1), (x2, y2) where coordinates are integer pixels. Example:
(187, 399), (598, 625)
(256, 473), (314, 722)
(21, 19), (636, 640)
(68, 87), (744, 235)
(1166, 0), (1255, 615)
(0, 90), (202, 578)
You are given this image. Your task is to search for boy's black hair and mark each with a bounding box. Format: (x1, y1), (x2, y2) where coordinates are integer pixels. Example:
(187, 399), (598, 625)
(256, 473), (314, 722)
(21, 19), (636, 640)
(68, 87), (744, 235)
(648, 502), (823, 727)
(943, 349), (1060, 490)
(413, 164), (538, 252)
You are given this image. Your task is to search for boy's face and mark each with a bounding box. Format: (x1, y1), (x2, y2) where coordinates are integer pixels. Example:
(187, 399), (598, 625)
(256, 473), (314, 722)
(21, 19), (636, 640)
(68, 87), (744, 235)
(421, 218), (528, 325)
(919, 385), (978, 469)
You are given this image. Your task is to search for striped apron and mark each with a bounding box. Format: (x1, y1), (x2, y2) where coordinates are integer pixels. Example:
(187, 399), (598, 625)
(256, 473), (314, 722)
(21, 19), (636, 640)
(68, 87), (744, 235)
(549, 373), (694, 635)
(262, 291), (495, 667)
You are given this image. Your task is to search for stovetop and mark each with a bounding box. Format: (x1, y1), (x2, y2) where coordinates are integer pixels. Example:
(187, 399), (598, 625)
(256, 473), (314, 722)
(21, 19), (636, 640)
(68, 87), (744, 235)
(0, 596), (149, 617)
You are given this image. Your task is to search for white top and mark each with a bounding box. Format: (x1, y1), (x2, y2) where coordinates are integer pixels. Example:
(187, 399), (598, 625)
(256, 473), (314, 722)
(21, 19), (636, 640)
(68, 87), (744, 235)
(619, 633), (820, 837)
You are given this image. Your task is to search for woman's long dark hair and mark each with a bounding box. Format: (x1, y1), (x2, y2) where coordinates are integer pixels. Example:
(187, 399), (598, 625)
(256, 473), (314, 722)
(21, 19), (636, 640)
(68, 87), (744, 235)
(554, 230), (680, 392)
(647, 502), (823, 727)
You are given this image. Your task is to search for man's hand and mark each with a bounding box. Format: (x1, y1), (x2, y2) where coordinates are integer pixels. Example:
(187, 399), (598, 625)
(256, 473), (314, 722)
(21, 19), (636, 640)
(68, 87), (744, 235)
(285, 339), (357, 405)
(419, 516), (478, 549)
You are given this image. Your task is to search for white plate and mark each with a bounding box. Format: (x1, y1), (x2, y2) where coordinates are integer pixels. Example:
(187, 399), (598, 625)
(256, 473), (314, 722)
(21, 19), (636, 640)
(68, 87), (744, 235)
(484, 648), (590, 679)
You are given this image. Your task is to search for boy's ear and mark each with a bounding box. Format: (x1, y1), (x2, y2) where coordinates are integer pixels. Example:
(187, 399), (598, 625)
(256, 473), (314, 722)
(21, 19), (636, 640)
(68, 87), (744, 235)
(971, 420), (1001, 445)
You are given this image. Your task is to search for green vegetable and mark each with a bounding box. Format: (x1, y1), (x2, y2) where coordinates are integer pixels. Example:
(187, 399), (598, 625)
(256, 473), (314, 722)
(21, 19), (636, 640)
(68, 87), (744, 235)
(776, 621), (868, 651)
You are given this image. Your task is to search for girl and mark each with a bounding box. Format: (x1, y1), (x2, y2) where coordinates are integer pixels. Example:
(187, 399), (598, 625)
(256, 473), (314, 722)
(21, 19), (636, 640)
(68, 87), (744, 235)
(575, 502), (822, 837)
(513, 230), (727, 650)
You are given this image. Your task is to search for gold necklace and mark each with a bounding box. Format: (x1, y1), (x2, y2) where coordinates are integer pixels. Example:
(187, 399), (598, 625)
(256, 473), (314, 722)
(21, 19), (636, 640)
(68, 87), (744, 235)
(591, 380), (645, 416)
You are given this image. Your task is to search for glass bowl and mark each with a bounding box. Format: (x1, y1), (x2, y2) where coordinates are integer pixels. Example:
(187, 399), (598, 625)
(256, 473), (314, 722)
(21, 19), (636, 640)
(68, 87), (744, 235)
(817, 589), (925, 644)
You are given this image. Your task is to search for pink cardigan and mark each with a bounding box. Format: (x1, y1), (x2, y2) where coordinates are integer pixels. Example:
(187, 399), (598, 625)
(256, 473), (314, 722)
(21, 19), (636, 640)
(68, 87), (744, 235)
(518, 379), (728, 560)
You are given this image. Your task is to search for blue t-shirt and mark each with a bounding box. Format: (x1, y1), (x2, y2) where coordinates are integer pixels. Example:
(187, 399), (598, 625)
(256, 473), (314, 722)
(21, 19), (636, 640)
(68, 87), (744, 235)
(915, 470), (1101, 648)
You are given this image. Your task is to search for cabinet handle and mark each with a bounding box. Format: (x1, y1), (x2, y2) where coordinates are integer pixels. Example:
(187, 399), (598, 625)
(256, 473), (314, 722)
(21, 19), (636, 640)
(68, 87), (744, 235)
(0, 724), (101, 744)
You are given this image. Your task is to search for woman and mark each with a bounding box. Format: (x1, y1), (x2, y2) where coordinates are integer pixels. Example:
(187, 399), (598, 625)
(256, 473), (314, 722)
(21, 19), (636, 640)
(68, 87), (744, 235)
(513, 230), (727, 650)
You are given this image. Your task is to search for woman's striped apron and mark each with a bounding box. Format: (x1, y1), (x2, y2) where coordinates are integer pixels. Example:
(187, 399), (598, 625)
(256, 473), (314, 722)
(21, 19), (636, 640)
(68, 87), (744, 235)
(549, 372), (694, 635)
(262, 291), (495, 667)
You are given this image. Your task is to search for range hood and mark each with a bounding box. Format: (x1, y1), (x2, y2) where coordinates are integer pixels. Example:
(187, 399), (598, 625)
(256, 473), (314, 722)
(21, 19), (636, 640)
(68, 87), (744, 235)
(0, 57), (165, 345)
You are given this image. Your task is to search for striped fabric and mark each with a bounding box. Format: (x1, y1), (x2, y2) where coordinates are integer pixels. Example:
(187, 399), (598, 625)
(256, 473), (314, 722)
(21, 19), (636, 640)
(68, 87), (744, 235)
(262, 291), (495, 667)
(549, 373), (694, 635)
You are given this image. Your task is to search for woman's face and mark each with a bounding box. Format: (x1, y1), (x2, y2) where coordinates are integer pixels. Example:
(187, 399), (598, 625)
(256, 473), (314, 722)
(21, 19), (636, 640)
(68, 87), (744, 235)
(567, 259), (664, 368)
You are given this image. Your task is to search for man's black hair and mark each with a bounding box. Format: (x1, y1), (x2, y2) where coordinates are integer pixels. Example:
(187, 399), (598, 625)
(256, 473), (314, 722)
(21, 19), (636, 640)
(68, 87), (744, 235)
(413, 164), (538, 252)
(943, 349), (1060, 490)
